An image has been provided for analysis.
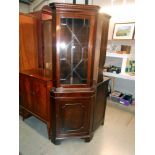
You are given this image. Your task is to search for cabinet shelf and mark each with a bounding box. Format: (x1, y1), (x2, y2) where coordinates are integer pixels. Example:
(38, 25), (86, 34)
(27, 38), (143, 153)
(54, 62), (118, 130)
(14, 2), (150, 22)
(103, 72), (135, 80)
(108, 39), (135, 42)
(105, 52), (134, 78)
(106, 52), (131, 59)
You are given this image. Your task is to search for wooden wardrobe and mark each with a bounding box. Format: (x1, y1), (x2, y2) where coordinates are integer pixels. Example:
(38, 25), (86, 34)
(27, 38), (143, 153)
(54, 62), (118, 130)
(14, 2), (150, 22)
(19, 6), (53, 139)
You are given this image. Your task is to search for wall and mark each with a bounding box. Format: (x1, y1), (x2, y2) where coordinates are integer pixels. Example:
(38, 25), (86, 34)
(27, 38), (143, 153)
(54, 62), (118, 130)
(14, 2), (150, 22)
(19, 2), (30, 13)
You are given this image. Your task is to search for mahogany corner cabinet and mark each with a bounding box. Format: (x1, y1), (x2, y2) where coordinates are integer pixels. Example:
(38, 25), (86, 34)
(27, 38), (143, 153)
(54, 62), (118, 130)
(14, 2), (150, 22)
(49, 3), (111, 145)
(19, 3), (111, 145)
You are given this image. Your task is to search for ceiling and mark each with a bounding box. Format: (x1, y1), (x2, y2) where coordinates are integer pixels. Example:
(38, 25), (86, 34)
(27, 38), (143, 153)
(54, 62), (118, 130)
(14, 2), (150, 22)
(19, 0), (35, 5)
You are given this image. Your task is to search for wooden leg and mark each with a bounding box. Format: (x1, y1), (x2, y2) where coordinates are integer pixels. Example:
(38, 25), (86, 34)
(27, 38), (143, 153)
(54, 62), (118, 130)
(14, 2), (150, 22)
(52, 138), (61, 145)
(101, 120), (104, 125)
(47, 123), (51, 139)
(84, 134), (94, 143)
(22, 109), (31, 120)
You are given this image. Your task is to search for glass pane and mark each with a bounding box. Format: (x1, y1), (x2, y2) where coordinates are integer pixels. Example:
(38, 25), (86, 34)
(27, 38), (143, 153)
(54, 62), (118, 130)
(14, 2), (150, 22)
(59, 18), (90, 84)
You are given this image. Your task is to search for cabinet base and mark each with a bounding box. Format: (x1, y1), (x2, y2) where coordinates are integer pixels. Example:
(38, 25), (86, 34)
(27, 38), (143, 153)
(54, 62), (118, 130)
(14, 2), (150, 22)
(52, 139), (61, 145)
(84, 134), (94, 143)
(20, 107), (52, 140)
(20, 108), (32, 120)
(51, 134), (94, 145)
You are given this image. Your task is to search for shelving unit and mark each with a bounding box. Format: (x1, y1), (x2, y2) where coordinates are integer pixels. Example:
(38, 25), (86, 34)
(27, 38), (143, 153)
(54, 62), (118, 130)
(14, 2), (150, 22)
(104, 12), (135, 111)
(108, 39), (135, 42)
(103, 71), (135, 80)
(104, 50), (135, 95)
(106, 52), (134, 76)
(106, 52), (131, 59)
(104, 52), (134, 80)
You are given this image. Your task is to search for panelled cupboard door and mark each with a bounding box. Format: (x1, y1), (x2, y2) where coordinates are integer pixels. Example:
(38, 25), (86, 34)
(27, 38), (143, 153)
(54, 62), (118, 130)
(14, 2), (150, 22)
(21, 76), (34, 112)
(33, 79), (48, 120)
(55, 99), (91, 136)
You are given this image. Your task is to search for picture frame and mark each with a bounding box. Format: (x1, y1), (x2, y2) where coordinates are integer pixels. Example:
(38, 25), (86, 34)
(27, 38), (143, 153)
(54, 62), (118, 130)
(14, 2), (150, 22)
(112, 22), (135, 40)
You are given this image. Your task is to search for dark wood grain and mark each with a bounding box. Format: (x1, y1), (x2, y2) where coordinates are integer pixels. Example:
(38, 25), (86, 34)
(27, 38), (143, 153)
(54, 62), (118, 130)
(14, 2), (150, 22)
(20, 69), (52, 81)
(50, 3), (99, 88)
(19, 3), (110, 144)
(49, 3), (100, 15)
(93, 79), (109, 131)
(19, 69), (53, 139)
(50, 88), (95, 143)
(97, 15), (111, 83)
(49, 3), (110, 144)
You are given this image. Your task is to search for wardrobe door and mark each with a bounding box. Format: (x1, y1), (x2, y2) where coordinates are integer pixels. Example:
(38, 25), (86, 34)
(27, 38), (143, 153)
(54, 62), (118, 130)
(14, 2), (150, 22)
(33, 79), (48, 120)
(21, 75), (34, 112)
(19, 13), (38, 72)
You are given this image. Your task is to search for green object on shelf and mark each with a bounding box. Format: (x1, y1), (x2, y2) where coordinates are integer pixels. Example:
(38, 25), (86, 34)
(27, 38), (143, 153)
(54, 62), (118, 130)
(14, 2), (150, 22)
(125, 68), (128, 72)
(125, 60), (135, 73)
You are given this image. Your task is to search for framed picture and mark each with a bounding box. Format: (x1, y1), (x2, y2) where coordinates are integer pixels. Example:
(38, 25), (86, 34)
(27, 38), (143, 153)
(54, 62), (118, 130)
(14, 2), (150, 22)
(113, 22), (135, 40)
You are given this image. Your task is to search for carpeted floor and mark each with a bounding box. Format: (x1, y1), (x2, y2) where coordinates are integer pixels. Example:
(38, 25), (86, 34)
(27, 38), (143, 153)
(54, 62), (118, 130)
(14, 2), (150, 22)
(19, 103), (135, 155)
